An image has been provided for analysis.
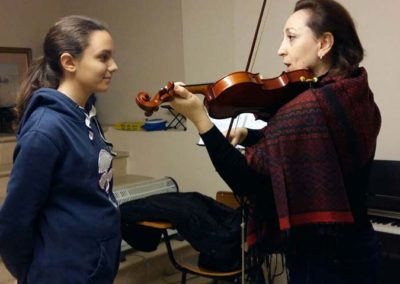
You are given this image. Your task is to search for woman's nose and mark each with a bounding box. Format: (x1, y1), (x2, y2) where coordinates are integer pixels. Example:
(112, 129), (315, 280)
(277, 42), (286, 57)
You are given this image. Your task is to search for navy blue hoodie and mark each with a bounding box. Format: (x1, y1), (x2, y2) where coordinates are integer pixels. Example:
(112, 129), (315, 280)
(0, 88), (121, 283)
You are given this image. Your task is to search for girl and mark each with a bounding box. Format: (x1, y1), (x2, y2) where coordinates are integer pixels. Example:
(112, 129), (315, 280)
(0, 15), (120, 284)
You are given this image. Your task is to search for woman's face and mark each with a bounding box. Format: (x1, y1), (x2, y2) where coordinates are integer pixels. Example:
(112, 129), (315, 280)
(277, 9), (327, 77)
(74, 30), (118, 94)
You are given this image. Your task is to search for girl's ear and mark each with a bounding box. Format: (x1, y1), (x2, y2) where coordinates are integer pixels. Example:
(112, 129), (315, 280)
(318, 32), (334, 59)
(59, 52), (77, 73)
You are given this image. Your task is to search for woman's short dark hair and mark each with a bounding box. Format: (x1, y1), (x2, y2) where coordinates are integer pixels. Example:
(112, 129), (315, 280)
(295, 0), (364, 76)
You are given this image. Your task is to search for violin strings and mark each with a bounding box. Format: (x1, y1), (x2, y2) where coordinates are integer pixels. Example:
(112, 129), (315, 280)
(250, 0), (272, 72)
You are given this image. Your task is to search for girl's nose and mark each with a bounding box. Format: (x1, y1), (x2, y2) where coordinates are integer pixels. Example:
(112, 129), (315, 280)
(109, 58), (118, 73)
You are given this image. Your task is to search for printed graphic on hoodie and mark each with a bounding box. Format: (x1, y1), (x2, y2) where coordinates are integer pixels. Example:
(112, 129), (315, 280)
(98, 149), (117, 207)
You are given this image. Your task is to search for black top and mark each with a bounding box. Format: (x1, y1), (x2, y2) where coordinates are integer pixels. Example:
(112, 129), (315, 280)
(200, 125), (267, 197)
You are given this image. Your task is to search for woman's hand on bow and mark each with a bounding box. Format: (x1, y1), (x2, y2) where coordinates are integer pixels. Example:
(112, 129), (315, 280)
(224, 127), (248, 146)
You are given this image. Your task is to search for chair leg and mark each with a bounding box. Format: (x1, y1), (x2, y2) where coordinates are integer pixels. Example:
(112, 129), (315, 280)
(181, 271), (187, 284)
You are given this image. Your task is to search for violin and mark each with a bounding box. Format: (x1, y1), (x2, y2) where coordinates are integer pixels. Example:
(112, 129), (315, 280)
(135, 69), (317, 120)
(136, 0), (318, 122)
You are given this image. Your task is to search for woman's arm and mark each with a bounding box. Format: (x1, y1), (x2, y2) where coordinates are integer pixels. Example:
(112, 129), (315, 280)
(169, 85), (270, 196)
(200, 126), (270, 197)
(241, 128), (264, 147)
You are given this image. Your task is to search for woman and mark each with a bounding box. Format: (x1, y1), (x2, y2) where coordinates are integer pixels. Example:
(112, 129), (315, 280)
(0, 15), (120, 283)
(170, 0), (382, 283)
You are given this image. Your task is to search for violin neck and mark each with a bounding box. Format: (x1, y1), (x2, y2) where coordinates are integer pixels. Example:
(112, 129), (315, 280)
(185, 83), (210, 95)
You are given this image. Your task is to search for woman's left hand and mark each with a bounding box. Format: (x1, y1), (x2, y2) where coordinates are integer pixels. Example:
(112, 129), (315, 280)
(170, 84), (213, 133)
(224, 127), (248, 146)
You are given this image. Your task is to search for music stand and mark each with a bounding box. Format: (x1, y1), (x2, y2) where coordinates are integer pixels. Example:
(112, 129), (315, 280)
(161, 105), (187, 130)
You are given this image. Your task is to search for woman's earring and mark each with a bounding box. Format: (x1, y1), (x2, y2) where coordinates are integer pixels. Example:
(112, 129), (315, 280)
(319, 53), (324, 60)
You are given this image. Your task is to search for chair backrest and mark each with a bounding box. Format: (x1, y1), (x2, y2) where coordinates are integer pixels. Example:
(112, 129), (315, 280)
(216, 191), (240, 209)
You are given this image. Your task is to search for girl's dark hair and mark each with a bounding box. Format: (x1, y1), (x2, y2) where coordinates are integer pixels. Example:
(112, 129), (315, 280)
(294, 0), (364, 76)
(15, 15), (108, 123)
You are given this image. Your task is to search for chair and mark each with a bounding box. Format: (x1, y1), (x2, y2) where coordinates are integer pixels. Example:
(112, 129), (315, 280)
(137, 191), (243, 284)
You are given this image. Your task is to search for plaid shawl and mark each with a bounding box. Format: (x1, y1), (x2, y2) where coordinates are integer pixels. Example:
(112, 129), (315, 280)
(245, 67), (381, 245)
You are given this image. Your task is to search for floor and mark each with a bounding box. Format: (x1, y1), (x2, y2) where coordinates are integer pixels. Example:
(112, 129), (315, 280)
(116, 237), (241, 284)
(149, 273), (214, 284)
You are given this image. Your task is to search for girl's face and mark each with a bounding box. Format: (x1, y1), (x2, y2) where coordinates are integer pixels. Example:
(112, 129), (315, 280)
(277, 9), (328, 77)
(74, 30), (118, 94)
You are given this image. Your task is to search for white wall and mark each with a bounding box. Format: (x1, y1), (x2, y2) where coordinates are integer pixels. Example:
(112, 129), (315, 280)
(344, 0), (400, 160)
(1, 0), (399, 198)
(0, 0), (64, 55)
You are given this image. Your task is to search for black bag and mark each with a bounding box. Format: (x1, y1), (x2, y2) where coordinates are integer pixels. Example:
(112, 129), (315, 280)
(120, 192), (241, 272)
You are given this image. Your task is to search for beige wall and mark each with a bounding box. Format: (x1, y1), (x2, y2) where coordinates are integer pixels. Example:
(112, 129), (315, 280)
(1, 0), (399, 197)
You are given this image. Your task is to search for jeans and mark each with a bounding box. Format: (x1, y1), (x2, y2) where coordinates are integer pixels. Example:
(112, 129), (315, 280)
(285, 223), (382, 284)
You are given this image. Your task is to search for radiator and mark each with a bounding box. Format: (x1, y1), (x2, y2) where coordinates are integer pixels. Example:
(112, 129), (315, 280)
(114, 176), (179, 205)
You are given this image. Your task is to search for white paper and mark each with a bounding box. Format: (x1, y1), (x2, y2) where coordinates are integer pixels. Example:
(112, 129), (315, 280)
(197, 113), (267, 146)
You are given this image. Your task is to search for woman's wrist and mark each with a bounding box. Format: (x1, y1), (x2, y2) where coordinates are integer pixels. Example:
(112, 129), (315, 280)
(194, 115), (213, 134)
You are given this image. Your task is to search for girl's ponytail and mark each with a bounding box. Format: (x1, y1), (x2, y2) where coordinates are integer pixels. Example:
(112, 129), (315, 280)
(14, 56), (58, 124)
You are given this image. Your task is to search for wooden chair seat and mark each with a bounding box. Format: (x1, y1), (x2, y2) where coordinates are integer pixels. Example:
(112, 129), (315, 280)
(179, 253), (242, 277)
(137, 220), (172, 229)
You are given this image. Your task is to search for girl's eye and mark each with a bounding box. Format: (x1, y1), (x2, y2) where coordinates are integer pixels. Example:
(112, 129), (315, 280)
(99, 53), (110, 61)
(287, 35), (296, 41)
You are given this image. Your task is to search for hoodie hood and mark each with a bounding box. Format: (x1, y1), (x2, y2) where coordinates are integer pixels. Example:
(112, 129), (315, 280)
(18, 88), (95, 137)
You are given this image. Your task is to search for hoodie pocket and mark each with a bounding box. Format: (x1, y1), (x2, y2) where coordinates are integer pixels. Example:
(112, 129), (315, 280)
(87, 235), (120, 284)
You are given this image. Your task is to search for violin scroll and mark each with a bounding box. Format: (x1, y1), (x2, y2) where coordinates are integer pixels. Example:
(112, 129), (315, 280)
(135, 82), (175, 116)
(136, 91), (157, 116)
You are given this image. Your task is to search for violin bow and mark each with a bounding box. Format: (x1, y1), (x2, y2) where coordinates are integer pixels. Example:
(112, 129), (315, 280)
(225, 0), (268, 139)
